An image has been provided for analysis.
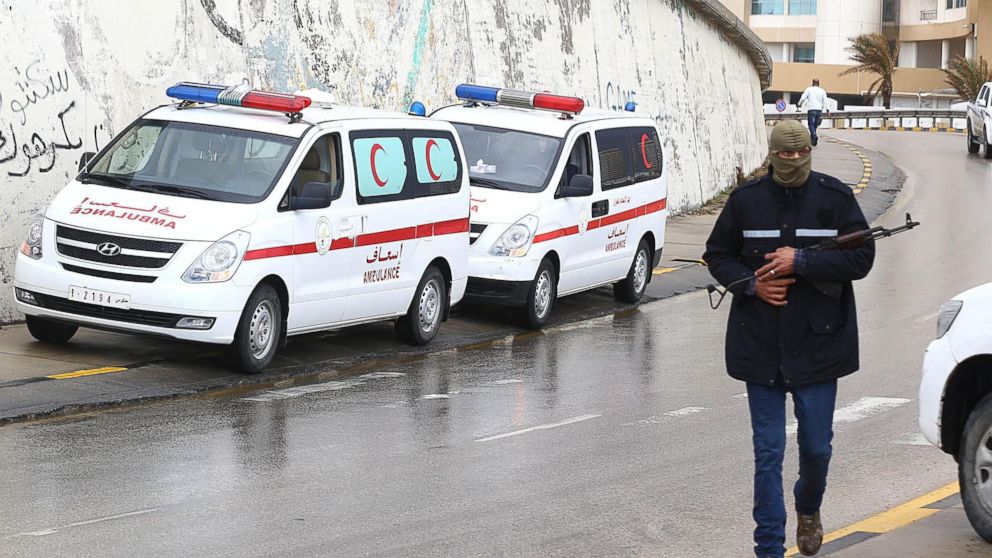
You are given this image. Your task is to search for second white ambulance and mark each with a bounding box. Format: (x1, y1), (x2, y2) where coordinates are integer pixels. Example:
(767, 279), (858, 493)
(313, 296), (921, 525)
(13, 83), (469, 373)
(432, 85), (668, 328)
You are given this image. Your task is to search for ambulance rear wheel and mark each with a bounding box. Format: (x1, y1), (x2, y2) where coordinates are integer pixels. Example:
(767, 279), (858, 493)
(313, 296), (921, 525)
(517, 259), (556, 330)
(614, 239), (651, 303)
(230, 284), (282, 375)
(968, 125), (981, 154)
(26, 315), (77, 343)
(959, 392), (992, 542)
(396, 266), (446, 346)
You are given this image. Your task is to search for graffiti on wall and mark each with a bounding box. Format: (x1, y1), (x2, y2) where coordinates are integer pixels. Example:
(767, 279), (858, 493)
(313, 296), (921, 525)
(0, 61), (83, 178)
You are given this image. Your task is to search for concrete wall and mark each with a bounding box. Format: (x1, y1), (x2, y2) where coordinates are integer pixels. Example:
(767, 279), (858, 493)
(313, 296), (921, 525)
(0, 0), (768, 324)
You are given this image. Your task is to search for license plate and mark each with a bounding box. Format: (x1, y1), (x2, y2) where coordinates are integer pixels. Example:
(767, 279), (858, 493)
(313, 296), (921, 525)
(68, 286), (131, 309)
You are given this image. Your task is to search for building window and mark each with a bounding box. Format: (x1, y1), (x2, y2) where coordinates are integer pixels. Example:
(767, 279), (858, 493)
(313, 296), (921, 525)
(751, 0), (784, 15)
(793, 45), (815, 63)
(789, 0), (816, 15)
(947, 0), (967, 8)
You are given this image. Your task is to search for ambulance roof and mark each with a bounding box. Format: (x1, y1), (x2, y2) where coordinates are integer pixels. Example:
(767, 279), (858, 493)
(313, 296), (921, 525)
(431, 103), (656, 138)
(143, 103), (445, 139)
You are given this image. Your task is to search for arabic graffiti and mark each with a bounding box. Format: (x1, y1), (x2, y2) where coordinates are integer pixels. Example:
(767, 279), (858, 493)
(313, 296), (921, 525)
(0, 100), (82, 177)
(0, 61), (85, 179)
(69, 197), (186, 229)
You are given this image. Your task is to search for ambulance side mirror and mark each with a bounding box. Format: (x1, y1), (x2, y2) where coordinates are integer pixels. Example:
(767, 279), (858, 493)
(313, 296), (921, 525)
(564, 174), (594, 197)
(78, 152), (96, 172)
(291, 181), (332, 210)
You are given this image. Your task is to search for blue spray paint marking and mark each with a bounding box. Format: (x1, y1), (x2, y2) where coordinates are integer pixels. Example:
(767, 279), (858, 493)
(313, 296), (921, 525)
(403, 0), (434, 106)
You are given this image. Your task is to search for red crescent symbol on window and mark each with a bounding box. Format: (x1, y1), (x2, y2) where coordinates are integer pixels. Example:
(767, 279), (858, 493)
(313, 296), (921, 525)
(370, 143), (387, 187)
(425, 139), (442, 181)
(640, 133), (652, 169)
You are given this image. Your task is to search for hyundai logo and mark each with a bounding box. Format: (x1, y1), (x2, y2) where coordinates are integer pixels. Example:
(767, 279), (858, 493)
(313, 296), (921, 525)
(96, 242), (122, 257)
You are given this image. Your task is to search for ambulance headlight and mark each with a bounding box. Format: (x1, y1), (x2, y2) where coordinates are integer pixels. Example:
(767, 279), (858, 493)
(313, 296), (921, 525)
(490, 215), (538, 257)
(19, 212), (46, 260)
(183, 231), (250, 283)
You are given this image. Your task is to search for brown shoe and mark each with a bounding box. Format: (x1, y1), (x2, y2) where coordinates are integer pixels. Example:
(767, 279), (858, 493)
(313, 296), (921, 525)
(796, 511), (823, 556)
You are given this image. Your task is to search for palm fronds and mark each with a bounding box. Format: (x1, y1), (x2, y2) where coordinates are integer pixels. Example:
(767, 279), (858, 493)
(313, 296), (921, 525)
(943, 55), (992, 101)
(839, 33), (900, 108)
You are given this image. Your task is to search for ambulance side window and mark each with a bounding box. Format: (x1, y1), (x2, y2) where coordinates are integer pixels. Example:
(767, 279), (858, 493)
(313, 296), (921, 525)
(350, 129), (413, 205)
(556, 133), (593, 198)
(279, 133), (343, 211)
(627, 127), (663, 183)
(407, 130), (462, 198)
(595, 128), (634, 191)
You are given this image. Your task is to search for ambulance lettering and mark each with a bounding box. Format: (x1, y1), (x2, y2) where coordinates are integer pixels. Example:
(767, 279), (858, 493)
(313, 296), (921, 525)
(70, 197), (182, 229)
(363, 243), (403, 284)
(605, 224), (629, 253)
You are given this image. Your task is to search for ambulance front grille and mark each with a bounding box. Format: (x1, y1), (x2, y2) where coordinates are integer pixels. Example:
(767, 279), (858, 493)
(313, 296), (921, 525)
(55, 225), (182, 269)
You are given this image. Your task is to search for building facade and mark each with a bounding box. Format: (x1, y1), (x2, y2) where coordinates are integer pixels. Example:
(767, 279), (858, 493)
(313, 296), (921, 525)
(721, 0), (992, 108)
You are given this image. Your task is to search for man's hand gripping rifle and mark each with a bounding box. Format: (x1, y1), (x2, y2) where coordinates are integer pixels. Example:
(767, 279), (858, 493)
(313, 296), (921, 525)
(707, 213), (920, 310)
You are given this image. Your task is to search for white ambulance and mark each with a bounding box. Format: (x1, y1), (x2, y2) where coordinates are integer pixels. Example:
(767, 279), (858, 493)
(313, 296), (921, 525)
(432, 85), (667, 328)
(14, 83), (469, 373)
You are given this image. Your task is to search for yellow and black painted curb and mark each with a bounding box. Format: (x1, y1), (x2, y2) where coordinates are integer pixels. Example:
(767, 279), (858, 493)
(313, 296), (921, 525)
(785, 482), (960, 557)
(824, 138), (872, 195)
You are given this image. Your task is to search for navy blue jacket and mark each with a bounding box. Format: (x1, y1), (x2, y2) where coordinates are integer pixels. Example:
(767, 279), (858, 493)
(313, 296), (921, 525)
(703, 170), (875, 387)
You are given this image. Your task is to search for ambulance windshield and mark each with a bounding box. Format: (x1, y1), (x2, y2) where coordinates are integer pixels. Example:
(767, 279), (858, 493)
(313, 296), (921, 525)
(452, 123), (563, 192)
(81, 119), (298, 203)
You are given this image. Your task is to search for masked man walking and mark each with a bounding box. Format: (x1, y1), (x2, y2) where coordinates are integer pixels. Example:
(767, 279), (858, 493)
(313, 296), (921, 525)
(703, 121), (875, 558)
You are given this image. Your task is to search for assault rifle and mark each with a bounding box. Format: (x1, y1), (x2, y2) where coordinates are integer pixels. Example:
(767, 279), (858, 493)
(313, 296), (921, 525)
(707, 213), (920, 310)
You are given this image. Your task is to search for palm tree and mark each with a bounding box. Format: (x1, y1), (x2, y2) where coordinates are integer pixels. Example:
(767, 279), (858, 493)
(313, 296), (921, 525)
(839, 33), (900, 108)
(943, 55), (992, 102)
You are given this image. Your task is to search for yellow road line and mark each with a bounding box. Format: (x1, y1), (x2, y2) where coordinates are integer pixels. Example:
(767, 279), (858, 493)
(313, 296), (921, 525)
(652, 267), (678, 276)
(47, 367), (128, 380)
(785, 481), (959, 557)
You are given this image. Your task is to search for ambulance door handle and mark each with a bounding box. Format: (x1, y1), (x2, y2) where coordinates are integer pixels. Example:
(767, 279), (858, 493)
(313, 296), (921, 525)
(339, 218), (355, 238)
(592, 200), (609, 218)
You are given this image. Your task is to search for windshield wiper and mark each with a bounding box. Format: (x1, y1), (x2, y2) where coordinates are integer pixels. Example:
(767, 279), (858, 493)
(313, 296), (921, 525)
(130, 184), (215, 200)
(79, 173), (132, 190)
(469, 176), (513, 190)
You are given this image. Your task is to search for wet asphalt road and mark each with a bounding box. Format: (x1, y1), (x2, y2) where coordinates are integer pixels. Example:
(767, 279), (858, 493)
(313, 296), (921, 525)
(0, 131), (989, 557)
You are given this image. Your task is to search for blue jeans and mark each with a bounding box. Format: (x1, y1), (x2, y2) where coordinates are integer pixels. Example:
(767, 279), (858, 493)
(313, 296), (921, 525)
(746, 380), (837, 558)
(807, 110), (823, 143)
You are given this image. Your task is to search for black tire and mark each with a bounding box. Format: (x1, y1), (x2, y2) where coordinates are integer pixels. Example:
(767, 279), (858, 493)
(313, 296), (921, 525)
(960, 392), (992, 543)
(25, 315), (77, 343)
(968, 125), (981, 154)
(396, 266), (446, 346)
(517, 259), (557, 330)
(230, 284), (282, 375)
(984, 127), (992, 159)
(614, 239), (651, 303)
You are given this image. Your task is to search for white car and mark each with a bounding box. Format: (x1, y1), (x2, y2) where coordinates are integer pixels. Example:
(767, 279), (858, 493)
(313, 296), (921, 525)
(14, 82), (469, 373)
(920, 283), (992, 541)
(966, 81), (992, 158)
(432, 84), (668, 328)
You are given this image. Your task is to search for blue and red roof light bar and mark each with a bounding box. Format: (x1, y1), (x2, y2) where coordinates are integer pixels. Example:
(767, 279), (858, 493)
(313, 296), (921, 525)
(455, 84), (585, 115)
(166, 82), (312, 114)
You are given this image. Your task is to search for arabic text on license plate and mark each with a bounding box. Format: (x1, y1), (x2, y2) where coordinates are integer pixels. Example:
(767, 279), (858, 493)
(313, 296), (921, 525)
(68, 286), (131, 309)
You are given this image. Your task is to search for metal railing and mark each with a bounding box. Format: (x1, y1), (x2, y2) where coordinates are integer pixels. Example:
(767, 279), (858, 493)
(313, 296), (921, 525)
(765, 109), (968, 130)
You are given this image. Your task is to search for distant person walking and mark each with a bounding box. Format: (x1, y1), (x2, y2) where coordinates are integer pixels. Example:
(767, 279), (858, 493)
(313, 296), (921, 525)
(798, 79), (829, 146)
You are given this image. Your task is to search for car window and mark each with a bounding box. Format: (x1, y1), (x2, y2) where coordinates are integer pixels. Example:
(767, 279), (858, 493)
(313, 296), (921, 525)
(557, 133), (593, 196)
(451, 123), (563, 193)
(628, 126), (663, 183)
(85, 119), (298, 203)
(408, 130), (462, 197)
(350, 130), (412, 205)
(595, 128), (633, 191)
(279, 132), (343, 211)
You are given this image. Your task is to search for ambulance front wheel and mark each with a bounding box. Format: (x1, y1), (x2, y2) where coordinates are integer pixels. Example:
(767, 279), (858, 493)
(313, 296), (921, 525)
(230, 284), (282, 375)
(517, 259), (557, 330)
(26, 315), (78, 343)
(614, 239), (651, 303)
(396, 266), (446, 346)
